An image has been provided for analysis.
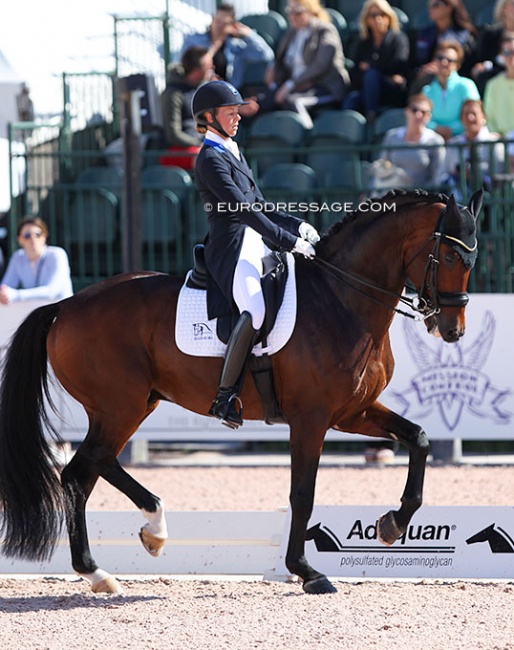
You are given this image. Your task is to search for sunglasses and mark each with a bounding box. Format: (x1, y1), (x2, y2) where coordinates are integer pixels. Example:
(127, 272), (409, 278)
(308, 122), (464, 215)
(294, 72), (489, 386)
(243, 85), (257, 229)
(286, 6), (306, 14)
(430, 0), (448, 7)
(409, 106), (431, 116)
(368, 11), (386, 18)
(502, 49), (514, 57)
(21, 231), (43, 239)
(436, 54), (458, 64)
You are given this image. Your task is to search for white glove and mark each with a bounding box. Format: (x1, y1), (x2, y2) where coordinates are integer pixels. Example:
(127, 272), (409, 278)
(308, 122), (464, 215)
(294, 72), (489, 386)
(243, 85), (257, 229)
(292, 237), (316, 259)
(299, 222), (320, 245)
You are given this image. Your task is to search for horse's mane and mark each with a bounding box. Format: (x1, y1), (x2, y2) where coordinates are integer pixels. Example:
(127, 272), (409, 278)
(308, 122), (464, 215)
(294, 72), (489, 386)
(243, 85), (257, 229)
(318, 189), (449, 250)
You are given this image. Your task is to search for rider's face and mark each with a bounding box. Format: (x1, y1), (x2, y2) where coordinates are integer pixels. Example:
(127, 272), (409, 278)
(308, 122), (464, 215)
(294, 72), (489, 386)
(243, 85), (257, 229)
(211, 105), (241, 137)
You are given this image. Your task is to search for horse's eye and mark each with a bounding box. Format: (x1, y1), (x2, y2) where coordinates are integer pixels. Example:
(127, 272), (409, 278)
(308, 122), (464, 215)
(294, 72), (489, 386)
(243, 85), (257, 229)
(444, 250), (457, 265)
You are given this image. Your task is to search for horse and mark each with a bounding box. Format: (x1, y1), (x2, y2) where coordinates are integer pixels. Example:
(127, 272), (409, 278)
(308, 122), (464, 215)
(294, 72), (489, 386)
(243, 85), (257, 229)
(0, 188), (481, 595)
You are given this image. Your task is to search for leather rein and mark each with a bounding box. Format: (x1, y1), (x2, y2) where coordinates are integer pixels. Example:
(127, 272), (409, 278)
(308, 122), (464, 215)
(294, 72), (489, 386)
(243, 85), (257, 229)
(312, 229), (476, 322)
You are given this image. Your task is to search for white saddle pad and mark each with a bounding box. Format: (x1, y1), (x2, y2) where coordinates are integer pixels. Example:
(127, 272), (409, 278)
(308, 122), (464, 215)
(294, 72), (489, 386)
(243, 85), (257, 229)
(175, 252), (296, 357)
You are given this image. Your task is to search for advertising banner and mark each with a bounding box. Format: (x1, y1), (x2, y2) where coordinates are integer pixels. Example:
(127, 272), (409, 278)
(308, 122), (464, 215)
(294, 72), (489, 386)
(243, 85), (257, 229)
(1, 294), (513, 441)
(277, 505), (514, 580)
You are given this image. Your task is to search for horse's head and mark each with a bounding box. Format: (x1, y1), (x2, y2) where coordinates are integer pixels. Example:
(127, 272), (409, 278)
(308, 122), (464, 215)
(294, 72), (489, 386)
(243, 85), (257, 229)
(406, 189), (481, 343)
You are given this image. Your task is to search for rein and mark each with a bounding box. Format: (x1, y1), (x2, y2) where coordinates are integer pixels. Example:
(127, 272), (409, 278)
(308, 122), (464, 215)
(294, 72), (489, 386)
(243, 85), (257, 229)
(313, 229), (470, 321)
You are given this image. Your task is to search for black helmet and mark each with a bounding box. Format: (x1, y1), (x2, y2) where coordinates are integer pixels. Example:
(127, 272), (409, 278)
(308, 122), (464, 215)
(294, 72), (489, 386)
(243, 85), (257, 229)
(192, 80), (249, 124)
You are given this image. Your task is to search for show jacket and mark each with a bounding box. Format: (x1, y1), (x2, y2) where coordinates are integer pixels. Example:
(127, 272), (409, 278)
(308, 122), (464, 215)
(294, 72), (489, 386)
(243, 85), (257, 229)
(194, 140), (304, 320)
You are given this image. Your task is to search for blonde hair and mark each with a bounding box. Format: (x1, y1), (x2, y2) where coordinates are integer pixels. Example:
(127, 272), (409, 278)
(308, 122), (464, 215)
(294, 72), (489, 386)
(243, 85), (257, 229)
(292, 0), (331, 23)
(495, 0), (514, 24)
(358, 0), (400, 38)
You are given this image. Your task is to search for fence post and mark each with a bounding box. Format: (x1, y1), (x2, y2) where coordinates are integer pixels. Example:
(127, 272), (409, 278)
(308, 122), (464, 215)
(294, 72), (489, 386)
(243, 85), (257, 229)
(117, 76), (143, 273)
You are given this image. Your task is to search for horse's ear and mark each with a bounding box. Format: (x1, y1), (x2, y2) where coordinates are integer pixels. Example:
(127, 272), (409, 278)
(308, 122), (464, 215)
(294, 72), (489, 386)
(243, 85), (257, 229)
(467, 188), (484, 220)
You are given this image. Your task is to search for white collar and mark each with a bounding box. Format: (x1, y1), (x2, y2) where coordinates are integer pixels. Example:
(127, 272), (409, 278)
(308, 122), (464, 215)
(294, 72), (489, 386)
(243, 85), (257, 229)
(206, 130), (240, 160)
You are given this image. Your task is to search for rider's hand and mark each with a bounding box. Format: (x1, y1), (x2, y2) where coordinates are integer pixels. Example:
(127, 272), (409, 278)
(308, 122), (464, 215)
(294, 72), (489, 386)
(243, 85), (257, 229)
(292, 237), (316, 259)
(299, 222), (320, 245)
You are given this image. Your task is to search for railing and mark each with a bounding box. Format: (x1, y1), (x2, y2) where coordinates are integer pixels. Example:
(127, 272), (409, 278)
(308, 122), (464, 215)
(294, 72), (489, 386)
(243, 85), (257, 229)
(6, 127), (514, 293)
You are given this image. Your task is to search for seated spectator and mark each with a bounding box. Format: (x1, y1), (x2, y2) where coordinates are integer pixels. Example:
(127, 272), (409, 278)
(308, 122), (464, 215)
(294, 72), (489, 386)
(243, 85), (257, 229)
(343, 0), (409, 123)
(444, 99), (504, 199)
(180, 3), (274, 91)
(0, 217), (73, 305)
(409, 0), (477, 93)
(379, 94), (445, 189)
(483, 33), (514, 134)
(160, 46), (215, 170)
(262, 0), (350, 128)
(422, 40), (480, 140)
(471, 0), (514, 96)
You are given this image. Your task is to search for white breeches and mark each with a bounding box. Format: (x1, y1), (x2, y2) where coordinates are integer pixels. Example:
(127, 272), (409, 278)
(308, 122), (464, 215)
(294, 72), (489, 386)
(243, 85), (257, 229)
(232, 227), (270, 330)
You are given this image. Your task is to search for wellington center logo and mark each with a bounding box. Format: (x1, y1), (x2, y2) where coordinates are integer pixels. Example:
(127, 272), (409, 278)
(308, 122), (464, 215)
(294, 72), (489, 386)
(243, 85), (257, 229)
(390, 311), (511, 430)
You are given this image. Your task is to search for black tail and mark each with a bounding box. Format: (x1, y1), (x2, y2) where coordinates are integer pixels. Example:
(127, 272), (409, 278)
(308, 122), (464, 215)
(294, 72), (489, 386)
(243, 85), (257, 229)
(0, 302), (65, 561)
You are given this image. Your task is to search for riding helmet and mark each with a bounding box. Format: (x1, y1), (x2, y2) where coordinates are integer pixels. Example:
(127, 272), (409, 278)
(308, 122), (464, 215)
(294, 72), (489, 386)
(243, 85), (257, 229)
(192, 80), (249, 125)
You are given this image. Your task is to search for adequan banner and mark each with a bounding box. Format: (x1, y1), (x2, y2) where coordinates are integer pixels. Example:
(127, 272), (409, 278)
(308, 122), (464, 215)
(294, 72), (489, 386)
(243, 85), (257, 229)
(277, 506), (514, 580)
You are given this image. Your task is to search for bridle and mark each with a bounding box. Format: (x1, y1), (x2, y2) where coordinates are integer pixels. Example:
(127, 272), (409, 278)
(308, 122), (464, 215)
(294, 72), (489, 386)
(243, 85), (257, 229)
(312, 209), (478, 321)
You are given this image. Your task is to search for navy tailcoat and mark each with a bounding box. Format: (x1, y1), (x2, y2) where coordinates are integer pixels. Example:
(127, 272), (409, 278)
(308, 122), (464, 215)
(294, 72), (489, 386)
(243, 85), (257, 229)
(194, 140), (304, 320)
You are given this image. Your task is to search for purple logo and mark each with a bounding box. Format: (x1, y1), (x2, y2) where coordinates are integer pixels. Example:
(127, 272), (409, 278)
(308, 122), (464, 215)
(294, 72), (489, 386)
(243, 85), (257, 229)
(391, 312), (511, 430)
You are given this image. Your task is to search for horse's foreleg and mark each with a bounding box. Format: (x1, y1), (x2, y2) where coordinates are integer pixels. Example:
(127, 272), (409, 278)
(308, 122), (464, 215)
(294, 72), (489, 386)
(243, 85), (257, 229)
(286, 420), (337, 595)
(101, 460), (168, 556)
(339, 403), (429, 545)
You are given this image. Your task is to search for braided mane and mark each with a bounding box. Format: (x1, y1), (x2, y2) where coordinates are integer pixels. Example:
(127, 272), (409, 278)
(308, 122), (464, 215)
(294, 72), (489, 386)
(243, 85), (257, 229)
(318, 189), (449, 250)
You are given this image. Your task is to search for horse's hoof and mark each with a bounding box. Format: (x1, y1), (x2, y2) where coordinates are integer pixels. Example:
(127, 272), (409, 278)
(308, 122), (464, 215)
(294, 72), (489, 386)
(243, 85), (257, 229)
(377, 511), (404, 546)
(139, 527), (166, 557)
(91, 576), (123, 595)
(303, 576), (337, 595)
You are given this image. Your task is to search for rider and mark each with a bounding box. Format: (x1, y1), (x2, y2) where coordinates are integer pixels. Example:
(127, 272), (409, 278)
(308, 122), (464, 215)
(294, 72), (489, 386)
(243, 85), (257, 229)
(192, 79), (320, 429)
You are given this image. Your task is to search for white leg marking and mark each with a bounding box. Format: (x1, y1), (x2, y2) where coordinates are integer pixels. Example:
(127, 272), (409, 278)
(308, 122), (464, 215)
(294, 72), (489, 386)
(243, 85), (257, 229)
(142, 499), (168, 540)
(82, 569), (123, 594)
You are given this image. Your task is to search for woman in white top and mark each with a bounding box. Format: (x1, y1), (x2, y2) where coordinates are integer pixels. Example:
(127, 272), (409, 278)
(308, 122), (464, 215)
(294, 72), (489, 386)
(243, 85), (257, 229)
(0, 217), (73, 304)
(379, 93), (446, 189)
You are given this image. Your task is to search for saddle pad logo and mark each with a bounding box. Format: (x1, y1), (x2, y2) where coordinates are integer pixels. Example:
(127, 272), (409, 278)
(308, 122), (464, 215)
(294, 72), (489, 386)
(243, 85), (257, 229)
(193, 322), (214, 340)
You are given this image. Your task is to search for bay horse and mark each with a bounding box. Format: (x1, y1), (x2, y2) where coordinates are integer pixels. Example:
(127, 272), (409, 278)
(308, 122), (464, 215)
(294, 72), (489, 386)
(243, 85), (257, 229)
(0, 189), (481, 595)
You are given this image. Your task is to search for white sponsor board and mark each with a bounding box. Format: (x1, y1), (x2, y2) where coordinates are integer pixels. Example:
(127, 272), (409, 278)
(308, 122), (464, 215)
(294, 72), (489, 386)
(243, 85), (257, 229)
(1, 294), (513, 441)
(277, 506), (514, 580)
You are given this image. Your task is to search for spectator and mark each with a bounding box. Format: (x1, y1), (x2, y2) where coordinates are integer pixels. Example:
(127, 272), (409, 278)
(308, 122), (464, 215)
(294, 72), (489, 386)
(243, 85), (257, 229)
(483, 33), (514, 134)
(409, 0), (477, 92)
(422, 40), (480, 141)
(0, 217), (73, 305)
(180, 3), (274, 91)
(471, 0), (514, 96)
(160, 46), (215, 170)
(444, 99), (504, 200)
(263, 0), (350, 127)
(379, 94), (445, 189)
(343, 0), (409, 122)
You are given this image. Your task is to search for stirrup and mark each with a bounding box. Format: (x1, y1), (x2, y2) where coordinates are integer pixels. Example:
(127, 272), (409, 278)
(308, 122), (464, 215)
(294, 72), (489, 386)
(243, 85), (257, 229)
(209, 391), (244, 429)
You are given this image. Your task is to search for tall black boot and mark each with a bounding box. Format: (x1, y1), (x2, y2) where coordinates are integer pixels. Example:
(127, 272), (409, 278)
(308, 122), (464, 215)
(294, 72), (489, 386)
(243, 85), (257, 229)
(209, 311), (257, 429)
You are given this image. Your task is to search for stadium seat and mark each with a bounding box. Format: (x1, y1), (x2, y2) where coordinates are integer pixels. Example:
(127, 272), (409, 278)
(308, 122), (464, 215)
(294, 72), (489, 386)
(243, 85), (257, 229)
(246, 111), (310, 175)
(369, 107), (406, 144)
(260, 162), (317, 204)
(240, 11), (288, 51)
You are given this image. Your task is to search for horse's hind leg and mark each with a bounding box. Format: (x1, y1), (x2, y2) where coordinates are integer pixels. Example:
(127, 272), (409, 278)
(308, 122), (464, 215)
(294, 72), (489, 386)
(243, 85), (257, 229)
(100, 460), (168, 557)
(61, 415), (167, 594)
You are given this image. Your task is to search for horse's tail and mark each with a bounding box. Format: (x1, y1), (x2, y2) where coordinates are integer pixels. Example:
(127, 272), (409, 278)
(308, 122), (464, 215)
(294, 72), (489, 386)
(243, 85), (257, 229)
(0, 301), (65, 561)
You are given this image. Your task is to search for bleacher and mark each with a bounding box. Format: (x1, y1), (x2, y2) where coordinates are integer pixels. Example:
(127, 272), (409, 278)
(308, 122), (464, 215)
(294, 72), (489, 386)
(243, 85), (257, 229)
(5, 0), (514, 295)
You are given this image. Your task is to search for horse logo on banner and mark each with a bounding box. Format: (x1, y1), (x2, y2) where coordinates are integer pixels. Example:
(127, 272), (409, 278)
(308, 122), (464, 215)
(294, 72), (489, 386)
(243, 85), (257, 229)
(391, 311), (512, 430)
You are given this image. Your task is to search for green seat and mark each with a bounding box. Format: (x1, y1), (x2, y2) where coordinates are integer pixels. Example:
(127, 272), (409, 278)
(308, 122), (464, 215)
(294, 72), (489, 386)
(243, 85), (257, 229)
(240, 11), (287, 50)
(326, 8), (348, 43)
(370, 108), (406, 144)
(260, 162), (318, 210)
(246, 111), (310, 175)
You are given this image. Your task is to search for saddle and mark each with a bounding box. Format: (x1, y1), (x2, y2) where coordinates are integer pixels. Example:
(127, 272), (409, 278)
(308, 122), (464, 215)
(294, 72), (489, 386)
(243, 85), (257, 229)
(186, 244), (288, 424)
